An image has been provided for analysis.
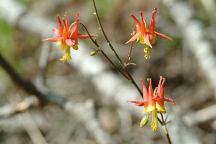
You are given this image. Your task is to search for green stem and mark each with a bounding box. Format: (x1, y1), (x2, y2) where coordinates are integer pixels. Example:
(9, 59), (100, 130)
(80, 23), (129, 79)
(125, 68), (143, 96)
(160, 113), (172, 144)
(126, 43), (134, 64)
(92, 0), (124, 66)
(92, 0), (143, 96)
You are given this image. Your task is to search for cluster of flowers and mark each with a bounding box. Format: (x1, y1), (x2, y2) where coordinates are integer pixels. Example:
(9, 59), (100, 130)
(46, 8), (171, 62)
(45, 8), (175, 131)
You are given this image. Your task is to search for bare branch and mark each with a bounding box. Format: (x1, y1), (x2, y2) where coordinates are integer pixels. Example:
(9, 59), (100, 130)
(0, 48), (116, 144)
(183, 104), (216, 126)
(0, 113), (47, 133)
(162, 0), (216, 99)
(0, 96), (39, 117)
(21, 112), (48, 144)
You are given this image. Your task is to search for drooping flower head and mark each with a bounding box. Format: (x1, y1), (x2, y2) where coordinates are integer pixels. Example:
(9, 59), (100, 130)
(126, 8), (172, 59)
(129, 76), (175, 131)
(45, 14), (94, 63)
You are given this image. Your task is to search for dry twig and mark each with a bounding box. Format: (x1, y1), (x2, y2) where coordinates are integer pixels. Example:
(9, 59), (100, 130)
(0, 96), (39, 117)
(21, 112), (48, 144)
(183, 104), (216, 126)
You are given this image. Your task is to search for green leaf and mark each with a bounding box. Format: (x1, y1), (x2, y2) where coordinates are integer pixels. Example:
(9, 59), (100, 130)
(140, 115), (149, 127)
(90, 50), (99, 56)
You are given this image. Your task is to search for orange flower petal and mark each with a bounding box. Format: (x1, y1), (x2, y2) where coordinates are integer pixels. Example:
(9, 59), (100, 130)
(45, 37), (63, 42)
(131, 14), (141, 31)
(141, 80), (149, 103)
(128, 100), (145, 106)
(149, 8), (157, 33)
(57, 16), (63, 35)
(155, 31), (172, 40)
(70, 14), (79, 38)
(140, 10), (147, 33)
(78, 34), (96, 39)
(144, 34), (152, 48)
(164, 97), (176, 105)
(126, 32), (141, 44)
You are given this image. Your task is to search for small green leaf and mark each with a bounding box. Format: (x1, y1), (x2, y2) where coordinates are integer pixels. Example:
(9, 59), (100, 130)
(90, 50), (99, 56)
(140, 115), (149, 127)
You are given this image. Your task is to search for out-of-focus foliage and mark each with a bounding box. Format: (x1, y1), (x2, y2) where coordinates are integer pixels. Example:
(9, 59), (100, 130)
(0, 19), (40, 76)
(18, 0), (31, 7)
(0, 20), (14, 58)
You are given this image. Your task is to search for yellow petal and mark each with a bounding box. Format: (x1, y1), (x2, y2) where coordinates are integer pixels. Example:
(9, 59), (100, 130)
(139, 35), (145, 44)
(156, 103), (166, 113)
(145, 105), (155, 113)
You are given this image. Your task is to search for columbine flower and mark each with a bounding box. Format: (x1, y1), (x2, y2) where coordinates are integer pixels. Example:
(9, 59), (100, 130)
(126, 8), (172, 59)
(155, 76), (176, 113)
(45, 14), (93, 63)
(129, 76), (175, 131)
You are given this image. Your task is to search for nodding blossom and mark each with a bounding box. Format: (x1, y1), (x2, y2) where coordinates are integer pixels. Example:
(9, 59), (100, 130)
(129, 76), (175, 131)
(45, 14), (94, 63)
(126, 8), (172, 59)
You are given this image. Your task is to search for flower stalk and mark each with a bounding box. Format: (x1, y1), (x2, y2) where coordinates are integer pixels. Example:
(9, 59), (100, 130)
(46, 1), (175, 143)
(91, 1), (174, 143)
(92, 0), (143, 96)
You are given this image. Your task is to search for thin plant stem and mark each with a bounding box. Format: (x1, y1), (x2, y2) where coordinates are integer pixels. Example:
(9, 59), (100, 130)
(126, 43), (134, 64)
(92, 0), (124, 66)
(92, 0), (143, 96)
(81, 22), (142, 95)
(80, 23), (129, 79)
(160, 113), (172, 144)
(125, 68), (143, 95)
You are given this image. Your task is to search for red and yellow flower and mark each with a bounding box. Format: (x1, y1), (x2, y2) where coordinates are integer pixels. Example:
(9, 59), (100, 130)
(129, 76), (175, 131)
(155, 76), (176, 113)
(126, 8), (172, 59)
(45, 14), (93, 63)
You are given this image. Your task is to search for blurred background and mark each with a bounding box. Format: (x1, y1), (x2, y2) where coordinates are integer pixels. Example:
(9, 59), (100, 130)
(0, 0), (216, 144)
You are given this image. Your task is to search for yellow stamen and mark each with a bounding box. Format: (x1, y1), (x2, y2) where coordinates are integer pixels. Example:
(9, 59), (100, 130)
(151, 109), (158, 131)
(60, 47), (71, 63)
(143, 45), (151, 59)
